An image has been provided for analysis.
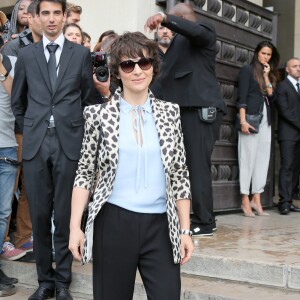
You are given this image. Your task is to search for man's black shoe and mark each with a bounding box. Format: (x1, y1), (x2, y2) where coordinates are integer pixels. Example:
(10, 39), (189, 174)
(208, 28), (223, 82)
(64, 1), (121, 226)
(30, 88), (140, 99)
(191, 226), (213, 237)
(28, 286), (55, 300)
(292, 193), (300, 200)
(0, 284), (16, 297)
(18, 251), (36, 263)
(0, 269), (18, 285)
(56, 287), (73, 300)
(279, 207), (290, 215)
(290, 204), (300, 212)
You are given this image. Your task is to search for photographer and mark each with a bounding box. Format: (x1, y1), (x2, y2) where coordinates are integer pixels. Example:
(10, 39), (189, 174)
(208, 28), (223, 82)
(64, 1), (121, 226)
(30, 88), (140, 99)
(0, 51), (20, 296)
(1, 2), (42, 57)
(92, 33), (118, 103)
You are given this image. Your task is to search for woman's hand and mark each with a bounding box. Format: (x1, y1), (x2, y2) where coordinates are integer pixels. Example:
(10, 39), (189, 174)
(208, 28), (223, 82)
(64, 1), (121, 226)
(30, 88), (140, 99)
(180, 234), (194, 265)
(69, 227), (85, 261)
(263, 63), (271, 76)
(241, 122), (256, 135)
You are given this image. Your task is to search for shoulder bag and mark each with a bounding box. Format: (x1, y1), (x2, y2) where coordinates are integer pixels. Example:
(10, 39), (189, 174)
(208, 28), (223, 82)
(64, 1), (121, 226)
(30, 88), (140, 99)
(235, 104), (263, 134)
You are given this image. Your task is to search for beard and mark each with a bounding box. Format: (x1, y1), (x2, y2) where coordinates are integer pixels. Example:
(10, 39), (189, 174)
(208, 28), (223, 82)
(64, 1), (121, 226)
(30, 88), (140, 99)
(157, 37), (171, 48)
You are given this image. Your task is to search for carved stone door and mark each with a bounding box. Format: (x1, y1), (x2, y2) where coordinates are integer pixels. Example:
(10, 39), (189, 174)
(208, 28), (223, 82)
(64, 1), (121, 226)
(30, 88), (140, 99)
(157, 0), (277, 211)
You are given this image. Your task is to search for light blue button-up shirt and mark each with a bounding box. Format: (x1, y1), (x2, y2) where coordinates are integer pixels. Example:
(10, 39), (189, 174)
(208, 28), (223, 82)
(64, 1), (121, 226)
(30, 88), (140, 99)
(108, 97), (167, 213)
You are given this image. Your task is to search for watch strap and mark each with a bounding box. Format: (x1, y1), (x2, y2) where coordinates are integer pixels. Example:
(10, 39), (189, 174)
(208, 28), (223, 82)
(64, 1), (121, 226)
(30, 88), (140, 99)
(180, 229), (193, 236)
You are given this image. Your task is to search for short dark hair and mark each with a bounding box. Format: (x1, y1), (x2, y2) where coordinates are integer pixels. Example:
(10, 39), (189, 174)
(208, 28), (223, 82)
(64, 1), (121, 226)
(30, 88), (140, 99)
(36, 0), (67, 15)
(27, 1), (37, 17)
(63, 22), (83, 42)
(109, 31), (160, 88)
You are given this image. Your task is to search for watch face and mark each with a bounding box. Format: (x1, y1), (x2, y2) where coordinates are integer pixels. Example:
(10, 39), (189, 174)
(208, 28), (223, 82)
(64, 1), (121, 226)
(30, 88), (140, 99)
(0, 74), (6, 81)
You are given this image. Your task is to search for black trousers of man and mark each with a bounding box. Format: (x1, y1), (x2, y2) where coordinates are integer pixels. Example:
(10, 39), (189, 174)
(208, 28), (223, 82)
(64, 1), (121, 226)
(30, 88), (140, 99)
(278, 139), (300, 209)
(23, 128), (77, 289)
(180, 108), (223, 230)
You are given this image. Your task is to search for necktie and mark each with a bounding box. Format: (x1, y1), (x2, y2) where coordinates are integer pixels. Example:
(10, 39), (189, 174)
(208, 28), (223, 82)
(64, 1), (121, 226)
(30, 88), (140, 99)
(296, 82), (300, 94)
(46, 43), (59, 93)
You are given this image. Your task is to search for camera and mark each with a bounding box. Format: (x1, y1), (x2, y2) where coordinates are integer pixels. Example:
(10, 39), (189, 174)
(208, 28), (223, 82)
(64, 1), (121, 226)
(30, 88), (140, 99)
(19, 28), (33, 48)
(91, 51), (109, 82)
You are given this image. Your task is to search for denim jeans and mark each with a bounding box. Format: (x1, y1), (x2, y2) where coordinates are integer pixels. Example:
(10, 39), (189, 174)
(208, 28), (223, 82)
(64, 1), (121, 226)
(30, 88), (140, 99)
(0, 147), (18, 252)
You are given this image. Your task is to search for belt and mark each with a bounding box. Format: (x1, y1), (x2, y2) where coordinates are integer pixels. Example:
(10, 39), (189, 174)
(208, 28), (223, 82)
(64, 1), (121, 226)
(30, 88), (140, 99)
(48, 119), (56, 128)
(0, 157), (20, 166)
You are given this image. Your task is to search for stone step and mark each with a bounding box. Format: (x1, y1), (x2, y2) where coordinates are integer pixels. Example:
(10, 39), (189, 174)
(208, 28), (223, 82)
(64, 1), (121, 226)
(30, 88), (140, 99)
(2, 259), (300, 300)
(182, 253), (300, 290)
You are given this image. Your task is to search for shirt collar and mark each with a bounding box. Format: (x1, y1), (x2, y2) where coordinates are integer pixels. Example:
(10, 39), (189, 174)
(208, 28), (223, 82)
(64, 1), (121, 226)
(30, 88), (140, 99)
(120, 97), (152, 114)
(287, 75), (299, 87)
(43, 33), (65, 51)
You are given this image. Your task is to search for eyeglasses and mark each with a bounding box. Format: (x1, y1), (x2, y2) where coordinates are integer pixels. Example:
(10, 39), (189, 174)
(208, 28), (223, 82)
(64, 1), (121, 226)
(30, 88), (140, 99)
(119, 58), (154, 73)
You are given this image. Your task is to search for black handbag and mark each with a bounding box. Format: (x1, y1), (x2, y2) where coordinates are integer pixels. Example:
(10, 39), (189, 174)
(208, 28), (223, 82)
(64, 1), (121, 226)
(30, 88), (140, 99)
(80, 121), (102, 232)
(236, 105), (263, 134)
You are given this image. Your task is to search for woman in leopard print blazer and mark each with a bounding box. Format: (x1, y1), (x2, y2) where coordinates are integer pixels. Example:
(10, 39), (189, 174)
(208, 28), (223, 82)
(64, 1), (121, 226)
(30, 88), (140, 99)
(69, 32), (193, 300)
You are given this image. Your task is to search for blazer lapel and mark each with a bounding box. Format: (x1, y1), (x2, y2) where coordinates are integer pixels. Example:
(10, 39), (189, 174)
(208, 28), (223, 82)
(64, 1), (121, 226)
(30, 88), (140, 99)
(102, 89), (121, 173)
(33, 41), (52, 94)
(53, 39), (74, 96)
(286, 79), (300, 99)
(150, 92), (174, 171)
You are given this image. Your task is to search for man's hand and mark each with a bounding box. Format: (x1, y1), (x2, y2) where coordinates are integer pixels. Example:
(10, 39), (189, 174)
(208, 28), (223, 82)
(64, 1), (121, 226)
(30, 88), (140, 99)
(93, 74), (111, 100)
(144, 13), (164, 32)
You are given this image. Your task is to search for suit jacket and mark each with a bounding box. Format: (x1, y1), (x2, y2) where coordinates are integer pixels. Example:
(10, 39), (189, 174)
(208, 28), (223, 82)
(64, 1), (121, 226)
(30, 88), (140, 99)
(276, 78), (300, 141)
(11, 38), (94, 160)
(237, 64), (274, 125)
(74, 88), (191, 264)
(152, 14), (226, 112)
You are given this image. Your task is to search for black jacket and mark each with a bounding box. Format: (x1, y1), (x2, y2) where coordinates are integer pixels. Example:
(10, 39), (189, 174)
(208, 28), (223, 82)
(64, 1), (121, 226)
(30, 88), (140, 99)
(152, 14), (225, 112)
(276, 78), (300, 141)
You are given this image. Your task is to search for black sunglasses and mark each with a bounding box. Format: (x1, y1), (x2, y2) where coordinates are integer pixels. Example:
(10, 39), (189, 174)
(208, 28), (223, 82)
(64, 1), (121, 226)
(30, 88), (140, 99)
(119, 58), (154, 73)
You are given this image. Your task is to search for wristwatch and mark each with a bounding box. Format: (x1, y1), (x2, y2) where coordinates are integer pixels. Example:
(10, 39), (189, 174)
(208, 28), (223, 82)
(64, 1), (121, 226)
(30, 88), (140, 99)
(180, 229), (193, 236)
(0, 71), (9, 82)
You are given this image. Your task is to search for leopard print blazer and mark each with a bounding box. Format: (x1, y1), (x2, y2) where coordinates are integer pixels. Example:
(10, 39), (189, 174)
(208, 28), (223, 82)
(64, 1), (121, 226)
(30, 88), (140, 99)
(74, 87), (191, 264)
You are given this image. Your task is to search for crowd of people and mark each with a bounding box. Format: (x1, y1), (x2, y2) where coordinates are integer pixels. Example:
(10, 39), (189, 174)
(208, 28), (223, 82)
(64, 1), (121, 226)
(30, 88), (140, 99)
(0, 0), (300, 299)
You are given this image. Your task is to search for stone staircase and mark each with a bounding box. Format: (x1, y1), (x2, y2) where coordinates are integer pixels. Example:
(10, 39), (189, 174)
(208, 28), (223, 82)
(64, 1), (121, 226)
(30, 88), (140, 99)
(3, 209), (300, 299)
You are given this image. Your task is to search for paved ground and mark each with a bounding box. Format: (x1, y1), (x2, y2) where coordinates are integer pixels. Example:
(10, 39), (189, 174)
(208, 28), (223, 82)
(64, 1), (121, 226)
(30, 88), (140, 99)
(2, 199), (300, 299)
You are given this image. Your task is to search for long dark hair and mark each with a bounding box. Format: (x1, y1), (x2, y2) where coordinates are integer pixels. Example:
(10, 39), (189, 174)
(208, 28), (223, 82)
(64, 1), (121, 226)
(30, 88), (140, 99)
(252, 40), (280, 93)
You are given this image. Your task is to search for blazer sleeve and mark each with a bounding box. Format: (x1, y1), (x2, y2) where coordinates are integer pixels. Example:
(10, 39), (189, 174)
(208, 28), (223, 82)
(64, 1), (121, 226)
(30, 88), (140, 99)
(11, 51), (28, 133)
(74, 106), (102, 191)
(276, 82), (300, 131)
(170, 105), (191, 201)
(80, 49), (96, 107)
(165, 14), (215, 47)
(237, 65), (251, 109)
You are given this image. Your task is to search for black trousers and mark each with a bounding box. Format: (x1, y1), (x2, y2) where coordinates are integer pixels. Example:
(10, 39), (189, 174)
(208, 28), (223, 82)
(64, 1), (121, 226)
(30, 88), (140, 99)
(180, 108), (223, 229)
(23, 128), (77, 288)
(93, 203), (180, 300)
(278, 139), (300, 208)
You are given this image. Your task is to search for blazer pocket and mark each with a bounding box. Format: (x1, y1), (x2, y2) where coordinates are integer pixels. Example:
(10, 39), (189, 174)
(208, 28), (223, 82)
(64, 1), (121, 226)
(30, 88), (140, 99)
(174, 70), (192, 79)
(23, 117), (34, 127)
(71, 118), (84, 127)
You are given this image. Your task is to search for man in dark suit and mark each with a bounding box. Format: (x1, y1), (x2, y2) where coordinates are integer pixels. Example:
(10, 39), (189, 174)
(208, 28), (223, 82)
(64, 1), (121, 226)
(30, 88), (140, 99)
(276, 57), (300, 215)
(11, 1), (94, 299)
(145, 3), (226, 236)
